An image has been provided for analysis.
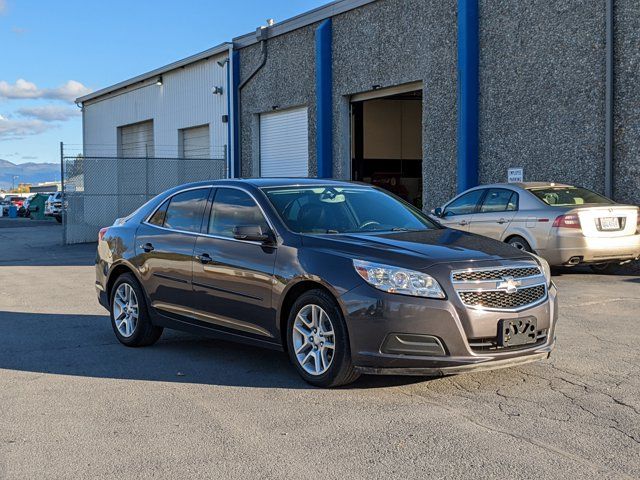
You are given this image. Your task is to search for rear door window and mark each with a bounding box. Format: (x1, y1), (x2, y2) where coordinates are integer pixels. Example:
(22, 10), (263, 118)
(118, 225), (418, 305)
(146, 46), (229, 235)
(444, 189), (485, 217)
(162, 188), (210, 232)
(479, 189), (518, 213)
(208, 188), (269, 238)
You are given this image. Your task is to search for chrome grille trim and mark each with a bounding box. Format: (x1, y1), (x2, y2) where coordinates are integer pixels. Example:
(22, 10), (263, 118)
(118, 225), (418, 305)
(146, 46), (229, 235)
(451, 263), (548, 312)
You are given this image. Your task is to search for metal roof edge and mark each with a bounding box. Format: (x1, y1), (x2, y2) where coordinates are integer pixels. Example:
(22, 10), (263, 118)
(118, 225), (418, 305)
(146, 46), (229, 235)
(77, 42), (232, 104)
(232, 0), (378, 48)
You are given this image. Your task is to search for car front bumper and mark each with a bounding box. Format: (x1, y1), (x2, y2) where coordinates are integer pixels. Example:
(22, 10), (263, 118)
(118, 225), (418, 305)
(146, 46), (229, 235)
(539, 231), (640, 265)
(340, 281), (558, 376)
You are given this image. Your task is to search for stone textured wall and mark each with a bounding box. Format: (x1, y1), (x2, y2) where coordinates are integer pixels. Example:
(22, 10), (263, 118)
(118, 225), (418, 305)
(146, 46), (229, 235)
(238, 25), (317, 178)
(332, 0), (458, 209)
(613, 0), (640, 206)
(478, 0), (606, 191)
(237, 0), (639, 207)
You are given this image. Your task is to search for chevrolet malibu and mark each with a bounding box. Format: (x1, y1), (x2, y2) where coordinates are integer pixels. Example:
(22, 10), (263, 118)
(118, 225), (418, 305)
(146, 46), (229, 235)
(96, 179), (557, 387)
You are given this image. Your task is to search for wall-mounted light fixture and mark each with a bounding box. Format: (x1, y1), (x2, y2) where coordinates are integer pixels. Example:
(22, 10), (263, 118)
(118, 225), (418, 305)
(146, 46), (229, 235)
(211, 86), (224, 95)
(156, 76), (163, 86)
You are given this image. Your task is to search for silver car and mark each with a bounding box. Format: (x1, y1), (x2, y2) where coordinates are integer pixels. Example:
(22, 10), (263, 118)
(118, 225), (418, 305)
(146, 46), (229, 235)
(432, 182), (640, 268)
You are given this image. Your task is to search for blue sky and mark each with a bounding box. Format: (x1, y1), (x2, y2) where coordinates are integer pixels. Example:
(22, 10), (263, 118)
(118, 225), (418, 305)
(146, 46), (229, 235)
(0, 0), (324, 164)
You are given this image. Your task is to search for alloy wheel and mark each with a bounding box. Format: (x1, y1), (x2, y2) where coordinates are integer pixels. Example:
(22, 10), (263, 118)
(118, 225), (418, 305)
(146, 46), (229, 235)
(292, 304), (335, 376)
(112, 283), (139, 338)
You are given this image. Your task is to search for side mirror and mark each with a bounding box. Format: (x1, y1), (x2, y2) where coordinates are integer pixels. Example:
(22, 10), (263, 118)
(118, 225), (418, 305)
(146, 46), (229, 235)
(233, 225), (273, 243)
(433, 207), (443, 218)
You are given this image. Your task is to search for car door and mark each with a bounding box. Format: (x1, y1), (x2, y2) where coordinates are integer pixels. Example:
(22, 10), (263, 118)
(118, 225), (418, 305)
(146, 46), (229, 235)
(439, 189), (485, 231)
(135, 187), (210, 319)
(191, 187), (278, 340)
(468, 188), (518, 240)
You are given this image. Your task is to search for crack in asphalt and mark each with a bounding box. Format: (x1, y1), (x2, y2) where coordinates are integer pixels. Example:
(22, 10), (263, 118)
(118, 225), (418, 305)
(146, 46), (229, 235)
(397, 388), (634, 479)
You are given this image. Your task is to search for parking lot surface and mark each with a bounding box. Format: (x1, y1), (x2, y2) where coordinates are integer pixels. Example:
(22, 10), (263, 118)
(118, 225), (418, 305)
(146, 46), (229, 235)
(0, 222), (638, 479)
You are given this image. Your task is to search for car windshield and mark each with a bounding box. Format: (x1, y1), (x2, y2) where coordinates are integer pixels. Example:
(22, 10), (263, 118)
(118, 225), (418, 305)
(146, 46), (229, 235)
(528, 186), (613, 206)
(263, 186), (438, 234)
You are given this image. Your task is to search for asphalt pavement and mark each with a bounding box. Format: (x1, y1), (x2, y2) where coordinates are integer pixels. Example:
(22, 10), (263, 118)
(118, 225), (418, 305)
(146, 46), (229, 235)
(0, 222), (638, 479)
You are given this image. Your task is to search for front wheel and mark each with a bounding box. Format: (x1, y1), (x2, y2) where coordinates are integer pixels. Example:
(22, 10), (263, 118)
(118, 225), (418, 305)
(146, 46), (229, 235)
(286, 289), (360, 388)
(110, 273), (163, 347)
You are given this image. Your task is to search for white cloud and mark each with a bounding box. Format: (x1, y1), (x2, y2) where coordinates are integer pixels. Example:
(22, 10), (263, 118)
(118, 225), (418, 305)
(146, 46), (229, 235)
(17, 105), (81, 122)
(0, 0), (6, 15)
(12, 26), (27, 35)
(0, 79), (92, 102)
(0, 116), (56, 141)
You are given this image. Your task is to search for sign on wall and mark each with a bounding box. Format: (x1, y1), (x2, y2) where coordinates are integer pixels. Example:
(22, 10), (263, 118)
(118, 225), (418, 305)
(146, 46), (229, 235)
(507, 167), (524, 183)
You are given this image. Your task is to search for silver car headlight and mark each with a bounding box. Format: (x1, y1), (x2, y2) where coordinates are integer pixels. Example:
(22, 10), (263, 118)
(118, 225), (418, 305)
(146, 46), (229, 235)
(353, 259), (445, 299)
(528, 253), (551, 286)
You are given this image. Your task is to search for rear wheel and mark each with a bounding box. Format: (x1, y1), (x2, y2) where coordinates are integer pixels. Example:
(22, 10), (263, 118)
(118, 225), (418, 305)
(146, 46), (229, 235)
(110, 273), (163, 347)
(507, 235), (532, 253)
(286, 289), (360, 388)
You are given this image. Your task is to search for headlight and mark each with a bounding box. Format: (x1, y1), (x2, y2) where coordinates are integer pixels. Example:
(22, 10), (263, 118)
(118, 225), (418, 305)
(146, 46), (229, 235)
(529, 253), (551, 286)
(353, 259), (445, 299)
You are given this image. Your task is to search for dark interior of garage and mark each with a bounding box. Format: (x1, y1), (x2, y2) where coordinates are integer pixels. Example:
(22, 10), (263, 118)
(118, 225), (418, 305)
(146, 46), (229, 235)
(351, 89), (423, 208)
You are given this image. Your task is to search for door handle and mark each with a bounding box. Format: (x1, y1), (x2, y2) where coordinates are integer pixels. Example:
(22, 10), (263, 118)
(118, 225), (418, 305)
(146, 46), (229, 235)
(196, 253), (213, 265)
(141, 242), (154, 253)
(497, 218), (507, 224)
(458, 220), (468, 226)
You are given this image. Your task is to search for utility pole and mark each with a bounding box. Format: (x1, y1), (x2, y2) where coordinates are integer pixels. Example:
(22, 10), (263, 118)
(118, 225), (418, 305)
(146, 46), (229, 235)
(12, 175), (19, 191)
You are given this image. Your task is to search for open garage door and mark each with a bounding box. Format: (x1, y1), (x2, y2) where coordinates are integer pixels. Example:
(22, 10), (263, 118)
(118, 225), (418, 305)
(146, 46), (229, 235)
(351, 85), (422, 208)
(260, 107), (309, 177)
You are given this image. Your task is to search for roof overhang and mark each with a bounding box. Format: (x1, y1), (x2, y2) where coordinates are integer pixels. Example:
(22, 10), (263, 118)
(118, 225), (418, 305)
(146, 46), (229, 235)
(77, 42), (232, 104)
(233, 0), (377, 49)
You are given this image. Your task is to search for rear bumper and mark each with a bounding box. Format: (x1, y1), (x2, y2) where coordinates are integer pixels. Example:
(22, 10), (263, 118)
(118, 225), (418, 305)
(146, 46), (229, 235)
(539, 232), (640, 265)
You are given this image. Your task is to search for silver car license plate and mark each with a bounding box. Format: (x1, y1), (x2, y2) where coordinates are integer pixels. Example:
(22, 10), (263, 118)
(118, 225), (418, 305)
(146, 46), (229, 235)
(599, 217), (620, 230)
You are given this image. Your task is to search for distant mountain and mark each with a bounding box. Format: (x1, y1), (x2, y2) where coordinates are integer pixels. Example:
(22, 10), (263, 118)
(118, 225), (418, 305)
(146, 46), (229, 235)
(0, 159), (60, 191)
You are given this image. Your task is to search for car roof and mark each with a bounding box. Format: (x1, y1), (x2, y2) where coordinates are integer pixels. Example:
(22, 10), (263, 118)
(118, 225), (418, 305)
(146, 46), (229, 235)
(175, 178), (360, 190)
(466, 182), (575, 191)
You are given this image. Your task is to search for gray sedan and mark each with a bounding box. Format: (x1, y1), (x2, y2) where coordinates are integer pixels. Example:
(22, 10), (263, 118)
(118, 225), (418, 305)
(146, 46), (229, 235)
(432, 182), (640, 268)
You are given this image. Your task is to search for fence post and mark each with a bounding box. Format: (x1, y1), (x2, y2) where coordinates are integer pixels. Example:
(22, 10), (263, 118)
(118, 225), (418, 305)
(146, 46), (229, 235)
(145, 143), (149, 199)
(60, 141), (66, 245)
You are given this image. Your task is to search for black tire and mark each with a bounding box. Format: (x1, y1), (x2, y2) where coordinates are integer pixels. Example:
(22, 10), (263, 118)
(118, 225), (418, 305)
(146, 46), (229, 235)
(506, 235), (532, 253)
(110, 273), (163, 347)
(589, 263), (618, 274)
(286, 289), (360, 388)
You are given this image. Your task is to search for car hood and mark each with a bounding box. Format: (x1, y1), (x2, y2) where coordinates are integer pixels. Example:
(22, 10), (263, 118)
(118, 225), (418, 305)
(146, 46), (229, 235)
(303, 229), (531, 270)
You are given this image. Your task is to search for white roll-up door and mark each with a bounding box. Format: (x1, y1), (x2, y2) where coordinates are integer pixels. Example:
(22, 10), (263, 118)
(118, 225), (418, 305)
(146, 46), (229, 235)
(260, 107), (309, 177)
(181, 124), (210, 159)
(119, 120), (154, 158)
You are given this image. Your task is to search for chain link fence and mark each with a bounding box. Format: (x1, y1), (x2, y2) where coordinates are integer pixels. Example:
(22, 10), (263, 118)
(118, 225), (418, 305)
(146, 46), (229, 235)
(62, 149), (227, 244)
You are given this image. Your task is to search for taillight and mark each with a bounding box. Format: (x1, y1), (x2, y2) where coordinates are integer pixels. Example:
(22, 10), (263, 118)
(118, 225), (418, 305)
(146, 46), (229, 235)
(98, 227), (109, 242)
(553, 214), (581, 229)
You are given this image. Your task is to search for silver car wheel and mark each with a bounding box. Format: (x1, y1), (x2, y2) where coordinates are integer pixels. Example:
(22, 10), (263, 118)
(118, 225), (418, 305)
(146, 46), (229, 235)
(292, 304), (335, 376)
(112, 283), (139, 338)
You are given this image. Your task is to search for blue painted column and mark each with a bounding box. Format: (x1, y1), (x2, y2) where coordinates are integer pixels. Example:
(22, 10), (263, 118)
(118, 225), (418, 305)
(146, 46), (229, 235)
(315, 19), (333, 178)
(232, 50), (241, 178)
(457, 0), (479, 193)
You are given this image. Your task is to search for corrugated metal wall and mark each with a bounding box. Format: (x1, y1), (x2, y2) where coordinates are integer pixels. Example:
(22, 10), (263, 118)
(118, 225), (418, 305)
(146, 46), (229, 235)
(82, 53), (228, 158)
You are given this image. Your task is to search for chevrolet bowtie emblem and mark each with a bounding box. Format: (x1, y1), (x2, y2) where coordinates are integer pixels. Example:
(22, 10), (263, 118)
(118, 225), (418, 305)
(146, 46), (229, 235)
(497, 276), (521, 294)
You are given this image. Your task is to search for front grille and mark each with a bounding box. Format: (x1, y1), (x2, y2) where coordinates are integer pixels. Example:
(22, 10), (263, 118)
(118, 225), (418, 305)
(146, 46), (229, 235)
(458, 284), (546, 309)
(452, 266), (541, 282)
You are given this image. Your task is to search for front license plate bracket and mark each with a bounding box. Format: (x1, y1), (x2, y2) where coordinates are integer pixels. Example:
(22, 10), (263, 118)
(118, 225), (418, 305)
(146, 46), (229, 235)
(498, 318), (537, 347)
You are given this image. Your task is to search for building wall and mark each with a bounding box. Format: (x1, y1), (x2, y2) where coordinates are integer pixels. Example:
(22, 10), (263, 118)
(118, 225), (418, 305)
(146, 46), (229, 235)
(238, 26), (317, 178)
(478, 0), (606, 190)
(237, 0), (458, 208)
(332, 0), (458, 209)
(614, 0), (640, 205)
(83, 54), (229, 159)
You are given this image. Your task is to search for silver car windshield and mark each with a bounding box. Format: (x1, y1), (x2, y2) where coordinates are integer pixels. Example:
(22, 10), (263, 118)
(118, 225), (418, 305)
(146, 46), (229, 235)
(528, 187), (613, 206)
(263, 186), (438, 234)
